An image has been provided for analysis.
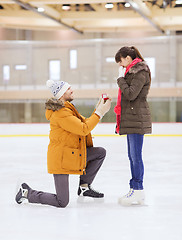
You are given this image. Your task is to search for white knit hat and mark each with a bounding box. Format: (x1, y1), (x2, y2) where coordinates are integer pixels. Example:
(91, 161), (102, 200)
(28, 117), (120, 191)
(46, 80), (70, 99)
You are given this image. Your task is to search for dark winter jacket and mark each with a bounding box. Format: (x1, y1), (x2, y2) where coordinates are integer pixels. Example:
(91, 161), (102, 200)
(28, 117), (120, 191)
(117, 61), (152, 135)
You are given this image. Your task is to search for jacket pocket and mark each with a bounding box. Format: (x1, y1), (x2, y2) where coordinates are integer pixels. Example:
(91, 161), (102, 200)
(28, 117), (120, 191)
(62, 147), (81, 171)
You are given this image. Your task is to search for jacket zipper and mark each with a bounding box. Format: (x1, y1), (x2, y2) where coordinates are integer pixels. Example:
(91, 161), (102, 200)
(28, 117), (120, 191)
(80, 136), (87, 175)
(119, 92), (123, 133)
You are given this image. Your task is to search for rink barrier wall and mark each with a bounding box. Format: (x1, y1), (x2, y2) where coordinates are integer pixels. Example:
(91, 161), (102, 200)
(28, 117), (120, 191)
(0, 87), (182, 99)
(0, 123), (181, 137)
(0, 134), (182, 137)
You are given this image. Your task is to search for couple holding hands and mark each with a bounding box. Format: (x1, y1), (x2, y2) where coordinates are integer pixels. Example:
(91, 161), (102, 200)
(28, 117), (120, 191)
(16, 46), (151, 207)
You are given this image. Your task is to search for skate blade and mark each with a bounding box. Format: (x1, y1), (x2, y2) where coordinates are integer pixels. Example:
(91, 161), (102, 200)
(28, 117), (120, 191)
(118, 199), (148, 207)
(77, 196), (104, 204)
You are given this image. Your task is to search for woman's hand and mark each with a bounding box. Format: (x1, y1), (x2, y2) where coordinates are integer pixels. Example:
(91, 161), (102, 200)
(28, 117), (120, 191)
(118, 66), (126, 78)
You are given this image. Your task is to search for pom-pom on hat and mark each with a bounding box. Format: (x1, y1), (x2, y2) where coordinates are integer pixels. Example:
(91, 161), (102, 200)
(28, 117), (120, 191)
(46, 80), (70, 99)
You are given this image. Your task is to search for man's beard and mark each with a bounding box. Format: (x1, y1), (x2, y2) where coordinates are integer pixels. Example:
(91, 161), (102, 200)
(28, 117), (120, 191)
(66, 97), (73, 102)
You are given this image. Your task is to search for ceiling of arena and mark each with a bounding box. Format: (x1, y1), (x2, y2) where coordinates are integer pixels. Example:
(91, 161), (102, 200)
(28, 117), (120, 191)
(0, 0), (182, 34)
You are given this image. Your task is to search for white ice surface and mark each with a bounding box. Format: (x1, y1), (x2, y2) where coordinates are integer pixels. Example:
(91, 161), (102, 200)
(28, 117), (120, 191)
(0, 123), (182, 240)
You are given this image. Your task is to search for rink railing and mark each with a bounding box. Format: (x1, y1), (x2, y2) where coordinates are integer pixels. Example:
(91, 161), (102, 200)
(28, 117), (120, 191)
(0, 134), (182, 137)
(0, 123), (181, 137)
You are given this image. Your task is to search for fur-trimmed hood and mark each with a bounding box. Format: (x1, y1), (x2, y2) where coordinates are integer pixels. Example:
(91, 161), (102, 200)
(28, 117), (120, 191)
(128, 61), (150, 75)
(45, 98), (65, 111)
(45, 98), (65, 121)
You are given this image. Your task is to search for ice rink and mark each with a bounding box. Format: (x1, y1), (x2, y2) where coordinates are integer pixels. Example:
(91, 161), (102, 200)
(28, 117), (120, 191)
(0, 123), (182, 240)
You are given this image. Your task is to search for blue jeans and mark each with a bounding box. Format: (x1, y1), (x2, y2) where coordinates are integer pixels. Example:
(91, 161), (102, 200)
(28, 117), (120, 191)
(127, 134), (144, 190)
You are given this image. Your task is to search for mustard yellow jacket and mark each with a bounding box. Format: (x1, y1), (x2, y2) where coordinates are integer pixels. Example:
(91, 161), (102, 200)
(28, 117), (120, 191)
(45, 99), (100, 175)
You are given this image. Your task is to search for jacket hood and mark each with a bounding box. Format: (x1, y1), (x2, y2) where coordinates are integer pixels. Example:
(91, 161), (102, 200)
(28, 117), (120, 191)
(128, 61), (150, 75)
(46, 110), (53, 121)
(45, 98), (65, 120)
(45, 98), (64, 111)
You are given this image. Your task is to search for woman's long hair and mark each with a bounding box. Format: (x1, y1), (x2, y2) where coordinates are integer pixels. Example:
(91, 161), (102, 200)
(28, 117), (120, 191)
(115, 46), (151, 84)
(115, 46), (144, 63)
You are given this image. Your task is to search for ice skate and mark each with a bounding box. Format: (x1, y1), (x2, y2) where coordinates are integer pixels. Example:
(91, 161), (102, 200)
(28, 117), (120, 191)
(15, 183), (31, 204)
(78, 184), (104, 198)
(118, 189), (145, 206)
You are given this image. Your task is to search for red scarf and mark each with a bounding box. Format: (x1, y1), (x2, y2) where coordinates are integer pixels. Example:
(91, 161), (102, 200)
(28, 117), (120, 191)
(114, 58), (142, 133)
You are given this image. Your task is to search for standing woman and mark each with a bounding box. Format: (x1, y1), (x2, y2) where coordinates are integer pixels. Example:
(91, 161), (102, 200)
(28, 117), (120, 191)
(114, 46), (152, 206)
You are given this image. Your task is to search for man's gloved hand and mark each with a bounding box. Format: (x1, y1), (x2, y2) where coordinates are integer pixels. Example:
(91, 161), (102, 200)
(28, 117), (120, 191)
(95, 98), (111, 119)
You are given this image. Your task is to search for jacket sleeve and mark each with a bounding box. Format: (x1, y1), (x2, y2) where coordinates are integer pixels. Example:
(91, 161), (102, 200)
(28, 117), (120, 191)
(55, 109), (100, 136)
(117, 71), (148, 101)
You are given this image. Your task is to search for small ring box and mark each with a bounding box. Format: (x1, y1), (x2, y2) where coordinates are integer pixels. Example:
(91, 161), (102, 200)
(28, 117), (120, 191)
(102, 94), (109, 103)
